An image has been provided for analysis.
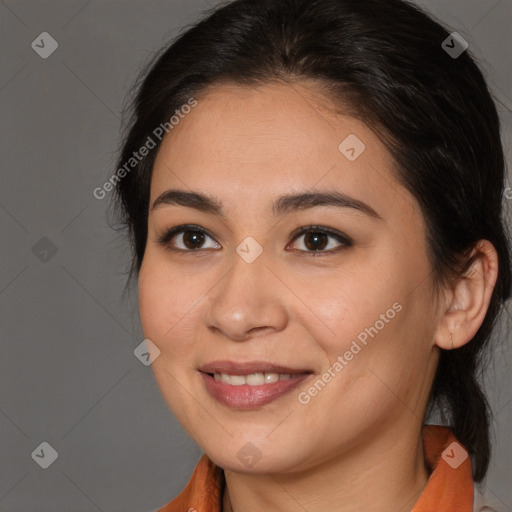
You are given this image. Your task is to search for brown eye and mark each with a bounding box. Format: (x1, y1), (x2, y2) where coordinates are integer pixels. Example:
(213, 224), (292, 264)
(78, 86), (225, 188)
(288, 226), (352, 254)
(302, 231), (329, 251)
(182, 230), (206, 249)
(157, 225), (221, 252)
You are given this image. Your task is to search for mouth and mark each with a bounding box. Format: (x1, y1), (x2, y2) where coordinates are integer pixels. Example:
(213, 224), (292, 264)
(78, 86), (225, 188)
(199, 360), (313, 376)
(207, 372), (304, 385)
(198, 360), (314, 409)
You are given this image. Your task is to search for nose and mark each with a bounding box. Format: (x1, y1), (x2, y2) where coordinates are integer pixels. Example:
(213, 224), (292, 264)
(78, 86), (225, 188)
(202, 247), (288, 342)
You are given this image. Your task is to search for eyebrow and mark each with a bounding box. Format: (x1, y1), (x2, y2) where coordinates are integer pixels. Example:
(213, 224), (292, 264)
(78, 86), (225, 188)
(150, 188), (383, 221)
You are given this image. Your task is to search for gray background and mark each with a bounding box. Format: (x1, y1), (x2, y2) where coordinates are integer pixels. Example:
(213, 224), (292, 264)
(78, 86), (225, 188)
(0, 1), (511, 511)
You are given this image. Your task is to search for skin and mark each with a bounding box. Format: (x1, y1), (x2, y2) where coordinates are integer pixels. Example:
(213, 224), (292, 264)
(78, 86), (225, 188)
(137, 81), (498, 512)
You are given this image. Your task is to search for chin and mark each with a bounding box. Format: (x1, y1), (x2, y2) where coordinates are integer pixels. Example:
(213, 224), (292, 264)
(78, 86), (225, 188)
(202, 437), (309, 474)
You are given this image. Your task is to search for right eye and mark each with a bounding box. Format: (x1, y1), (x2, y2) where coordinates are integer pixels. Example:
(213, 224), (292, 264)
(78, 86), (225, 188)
(156, 224), (221, 252)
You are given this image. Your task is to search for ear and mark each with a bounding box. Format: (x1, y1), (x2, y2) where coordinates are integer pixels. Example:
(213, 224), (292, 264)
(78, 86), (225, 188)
(434, 240), (499, 350)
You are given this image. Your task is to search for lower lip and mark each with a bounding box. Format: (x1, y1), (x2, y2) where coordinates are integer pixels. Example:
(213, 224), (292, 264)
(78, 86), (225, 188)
(200, 372), (312, 409)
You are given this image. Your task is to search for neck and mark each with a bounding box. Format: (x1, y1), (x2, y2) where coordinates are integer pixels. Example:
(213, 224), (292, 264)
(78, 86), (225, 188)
(222, 422), (430, 512)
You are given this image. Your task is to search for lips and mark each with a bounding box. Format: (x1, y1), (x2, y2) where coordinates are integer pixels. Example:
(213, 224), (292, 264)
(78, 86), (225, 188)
(199, 360), (312, 376)
(198, 360), (313, 409)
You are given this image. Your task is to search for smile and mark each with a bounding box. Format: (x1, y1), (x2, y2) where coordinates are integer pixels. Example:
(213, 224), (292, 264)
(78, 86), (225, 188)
(212, 372), (297, 385)
(199, 371), (312, 409)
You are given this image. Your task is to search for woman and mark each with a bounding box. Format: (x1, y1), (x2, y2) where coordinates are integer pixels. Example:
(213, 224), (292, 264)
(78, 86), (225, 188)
(110, 0), (511, 510)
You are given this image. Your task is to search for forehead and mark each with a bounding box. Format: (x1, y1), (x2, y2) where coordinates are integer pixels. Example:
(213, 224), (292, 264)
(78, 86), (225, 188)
(150, 82), (418, 221)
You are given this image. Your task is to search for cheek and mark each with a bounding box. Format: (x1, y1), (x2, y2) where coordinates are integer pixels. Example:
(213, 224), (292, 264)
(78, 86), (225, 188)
(138, 255), (201, 354)
(291, 258), (403, 356)
(138, 257), (203, 428)
(297, 257), (429, 400)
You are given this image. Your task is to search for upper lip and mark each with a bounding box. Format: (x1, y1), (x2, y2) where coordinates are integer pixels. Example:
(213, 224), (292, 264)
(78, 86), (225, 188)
(199, 360), (313, 376)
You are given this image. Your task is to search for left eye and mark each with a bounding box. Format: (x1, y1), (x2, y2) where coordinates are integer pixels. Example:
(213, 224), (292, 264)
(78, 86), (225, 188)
(288, 227), (352, 253)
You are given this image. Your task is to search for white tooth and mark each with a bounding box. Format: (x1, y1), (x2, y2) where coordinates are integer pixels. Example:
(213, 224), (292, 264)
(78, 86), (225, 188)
(229, 375), (246, 386)
(245, 372), (265, 385)
(215, 372), (297, 385)
(264, 372), (279, 383)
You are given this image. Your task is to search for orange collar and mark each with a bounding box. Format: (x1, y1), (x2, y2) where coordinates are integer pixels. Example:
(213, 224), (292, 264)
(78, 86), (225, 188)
(157, 425), (473, 512)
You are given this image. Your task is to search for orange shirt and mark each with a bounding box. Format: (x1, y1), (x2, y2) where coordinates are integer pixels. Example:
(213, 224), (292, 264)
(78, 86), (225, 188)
(157, 425), (474, 512)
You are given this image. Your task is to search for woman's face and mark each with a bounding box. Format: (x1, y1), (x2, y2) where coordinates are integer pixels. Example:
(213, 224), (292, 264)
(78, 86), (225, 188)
(138, 81), (443, 473)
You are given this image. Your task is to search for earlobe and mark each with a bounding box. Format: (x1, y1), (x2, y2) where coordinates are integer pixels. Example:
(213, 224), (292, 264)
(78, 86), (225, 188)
(433, 240), (499, 351)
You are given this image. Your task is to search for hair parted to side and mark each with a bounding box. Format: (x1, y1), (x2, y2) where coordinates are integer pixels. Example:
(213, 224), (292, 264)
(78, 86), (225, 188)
(109, 0), (512, 482)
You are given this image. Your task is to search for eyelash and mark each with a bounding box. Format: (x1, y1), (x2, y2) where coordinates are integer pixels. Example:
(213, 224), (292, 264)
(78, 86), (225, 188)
(156, 224), (353, 256)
